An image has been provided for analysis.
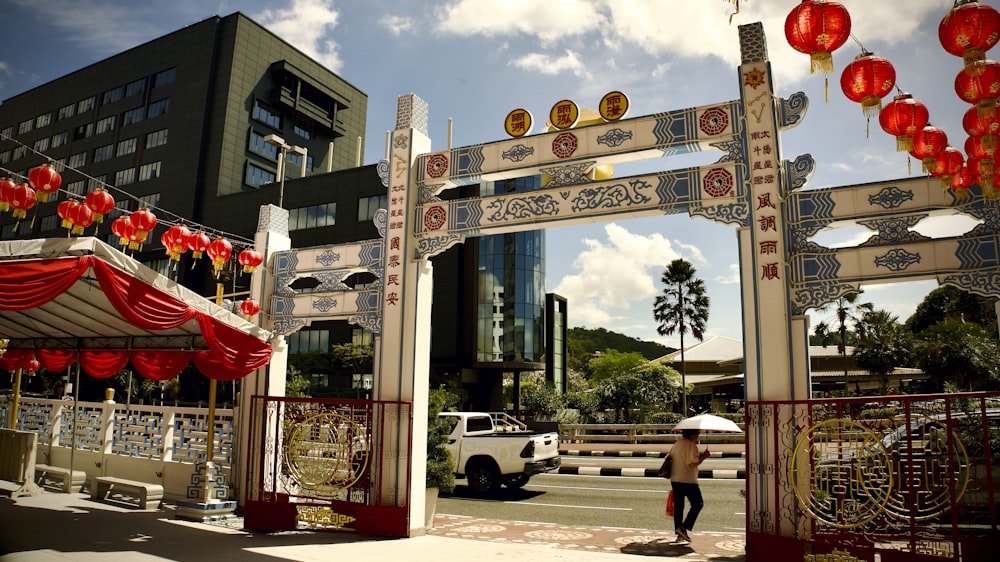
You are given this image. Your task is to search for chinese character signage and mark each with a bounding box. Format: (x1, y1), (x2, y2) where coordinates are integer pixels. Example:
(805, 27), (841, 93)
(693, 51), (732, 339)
(504, 108), (533, 138)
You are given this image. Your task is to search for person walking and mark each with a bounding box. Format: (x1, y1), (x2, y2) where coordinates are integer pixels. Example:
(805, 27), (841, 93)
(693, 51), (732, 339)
(669, 428), (710, 542)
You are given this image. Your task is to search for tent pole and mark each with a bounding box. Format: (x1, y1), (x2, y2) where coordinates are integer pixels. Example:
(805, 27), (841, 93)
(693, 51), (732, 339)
(70, 363), (79, 476)
(206, 379), (217, 463)
(8, 368), (22, 429)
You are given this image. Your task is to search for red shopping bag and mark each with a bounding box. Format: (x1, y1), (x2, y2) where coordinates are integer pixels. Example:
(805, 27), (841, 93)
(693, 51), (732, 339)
(665, 490), (675, 517)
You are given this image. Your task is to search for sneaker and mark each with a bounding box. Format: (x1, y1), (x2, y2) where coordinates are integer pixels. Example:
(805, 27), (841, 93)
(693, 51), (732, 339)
(676, 528), (691, 542)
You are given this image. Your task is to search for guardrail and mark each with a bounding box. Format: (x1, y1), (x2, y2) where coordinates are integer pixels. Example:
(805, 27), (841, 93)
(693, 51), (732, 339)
(558, 423), (746, 444)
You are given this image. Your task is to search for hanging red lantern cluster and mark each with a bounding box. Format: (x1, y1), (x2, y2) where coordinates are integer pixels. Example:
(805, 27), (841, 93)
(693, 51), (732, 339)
(238, 249), (264, 274)
(955, 59), (1000, 118)
(840, 51), (896, 119)
(240, 298), (261, 320)
(879, 93), (930, 152)
(2, 181), (37, 231)
(27, 164), (62, 203)
(84, 188), (115, 225)
(55, 200), (94, 236)
(930, 145), (967, 191)
(909, 125), (949, 174)
(206, 237), (233, 276)
(129, 208), (157, 248)
(939, 1), (1000, 70)
(161, 224), (192, 262)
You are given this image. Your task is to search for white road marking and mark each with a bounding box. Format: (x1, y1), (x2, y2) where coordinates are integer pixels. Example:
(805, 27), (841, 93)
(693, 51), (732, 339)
(503, 501), (633, 511)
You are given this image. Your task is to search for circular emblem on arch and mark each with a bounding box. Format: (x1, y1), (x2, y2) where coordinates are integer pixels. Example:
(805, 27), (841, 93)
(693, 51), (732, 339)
(552, 132), (578, 159)
(426, 154), (449, 178)
(423, 205), (447, 230)
(702, 168), (734, 198)
(699, 106), (730, 136)
(285, 412), (369, 495)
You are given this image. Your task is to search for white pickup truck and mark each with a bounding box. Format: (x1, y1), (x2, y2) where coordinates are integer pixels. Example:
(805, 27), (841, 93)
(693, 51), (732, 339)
(440, 411), (561, 493)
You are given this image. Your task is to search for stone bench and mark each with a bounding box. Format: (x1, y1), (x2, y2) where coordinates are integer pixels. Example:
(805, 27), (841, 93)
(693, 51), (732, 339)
(35, 464), (87, 493)
(91, 476), (163, 510)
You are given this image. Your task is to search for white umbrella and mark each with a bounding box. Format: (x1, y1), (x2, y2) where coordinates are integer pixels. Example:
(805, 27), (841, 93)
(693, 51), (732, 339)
(672, 413), (742, 433)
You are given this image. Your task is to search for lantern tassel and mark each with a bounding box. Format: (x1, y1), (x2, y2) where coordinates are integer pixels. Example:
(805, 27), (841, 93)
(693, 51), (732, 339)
(896, 136), (915, 152)
(907, 156), (911, 176)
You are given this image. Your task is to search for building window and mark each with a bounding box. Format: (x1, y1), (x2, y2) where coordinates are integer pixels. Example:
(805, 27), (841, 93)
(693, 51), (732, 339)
(95, 116), (116, 135)
(1, 126), (12, 139)
(73, 123), (94, 140)
(65, 180), (86, 196)
(138, 161), (161, 181)
(289, 203), (336, 231)
(249, 130), (279, 160)
(145, 129), (168, 148)
(357, 194), (388, 222)
(115, 168), (136, 186)
(292, 124), (311, 140)
(0, 150), (9, 164)
(12, 146), (27, 160)
(147, 99), (170, 118)
(51, 131), (69, 149)
(288, 329), (330, 354)
(352, 328), (374, 348)
(17, 119), (33, 134)
(245, 163), (275, 188)
(252, 100), (281, 129)
(57, 104), (76, 120)
(33, 138), (50, 152)
(67, 152), (86, 168)
(153, 67), (176, 87)
(40, 214), (59, 232)
(125, 78), (147, 97)
(122, 107), (145, 126)
(138, 193), (160, 208)
(102, 86), (124, 105)
(285, 152), (314, 173)
(94, 144), (114, 163)
(89, 176), (107, 192)
(78, 96), (96, 113)
(116, 137), (137, 157)
(36, 113), (52, 128)
(51, 157), (66, 172)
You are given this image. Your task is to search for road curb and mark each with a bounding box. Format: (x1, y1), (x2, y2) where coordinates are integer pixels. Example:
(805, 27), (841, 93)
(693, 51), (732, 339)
(557, 466), (747, 479)
(560, 449), (745, 459)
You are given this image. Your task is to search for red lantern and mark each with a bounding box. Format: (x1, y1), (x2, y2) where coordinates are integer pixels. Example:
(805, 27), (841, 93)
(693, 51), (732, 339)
(0, 178), (15, 212)
(9, 183), (37, 220)
(111, 216), (131, 248)
(784, 0), (852, 74)
(910, 125), (949, 173)
(879, 93), (930, 151)
(240, 298), (261, 320)
(966, 134), (997, 187)
(238, 249), (264, 273)
(24, 357), (40, 374)
(955, 59), (1000, 117)
(939, 1), (1000, 70)
(57, 200), (76, 233)
(840, 51), (896, 118)
(161, 224), (192, 261)
(952, 164), (976, 201)
(930, 145), (966, 189)
(188, 231), (211, 260)
(27, 165), (62, 203)
(84, 188), (115, 224)
(962, 103), (999, 150)
(206, 238), (233, 274)
(129, 208), (157, 245)
(67, 201), (93, 236)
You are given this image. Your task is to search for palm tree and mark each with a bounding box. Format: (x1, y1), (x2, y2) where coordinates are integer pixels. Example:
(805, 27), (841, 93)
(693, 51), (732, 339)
(653, 259), (709, 415)
(853, 309), (913, 394)
(811, 291), (873, 384)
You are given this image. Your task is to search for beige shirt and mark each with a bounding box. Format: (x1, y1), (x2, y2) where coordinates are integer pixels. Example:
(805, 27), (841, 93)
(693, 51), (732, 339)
(669, 437), (702, 484)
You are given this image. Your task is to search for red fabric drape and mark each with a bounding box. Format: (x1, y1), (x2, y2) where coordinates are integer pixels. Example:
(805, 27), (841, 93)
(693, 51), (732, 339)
(79, 350), (129, 379)
(197, 313), (272, 376)
(192, 350), (259, 382)
(0, 257), (90, 310)
(131, 350), (192, 381)
(0, 349), (34, 371)
(37, 349), (78, 372)
(91, 259), (196, 330)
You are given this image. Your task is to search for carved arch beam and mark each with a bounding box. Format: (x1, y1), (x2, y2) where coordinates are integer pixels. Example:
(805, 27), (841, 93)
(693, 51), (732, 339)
(272, 239), (383, 274)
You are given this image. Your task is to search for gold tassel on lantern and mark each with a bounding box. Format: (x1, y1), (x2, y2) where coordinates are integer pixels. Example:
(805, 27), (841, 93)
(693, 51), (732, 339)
(811, 51), (835, 75)
(896, 135), (915, 152)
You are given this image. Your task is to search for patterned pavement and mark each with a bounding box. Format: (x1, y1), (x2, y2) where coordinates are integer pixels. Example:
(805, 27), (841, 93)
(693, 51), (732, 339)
(428, 514), (747, 560)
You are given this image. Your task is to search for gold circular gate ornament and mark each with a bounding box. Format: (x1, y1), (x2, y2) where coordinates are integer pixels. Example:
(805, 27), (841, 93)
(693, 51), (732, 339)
(284, 412), (369, 495)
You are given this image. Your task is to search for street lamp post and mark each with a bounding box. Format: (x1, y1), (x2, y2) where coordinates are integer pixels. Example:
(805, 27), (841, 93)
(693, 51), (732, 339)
(263, 134), (307, 208)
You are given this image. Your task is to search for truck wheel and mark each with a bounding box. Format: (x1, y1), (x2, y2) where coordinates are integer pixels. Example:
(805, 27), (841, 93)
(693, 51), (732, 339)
(503, 474), (530, 489)
(467, 461), (500, 493)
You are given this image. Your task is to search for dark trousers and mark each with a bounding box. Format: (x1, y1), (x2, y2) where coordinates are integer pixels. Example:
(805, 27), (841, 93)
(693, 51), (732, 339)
(671, 481), (704, 531)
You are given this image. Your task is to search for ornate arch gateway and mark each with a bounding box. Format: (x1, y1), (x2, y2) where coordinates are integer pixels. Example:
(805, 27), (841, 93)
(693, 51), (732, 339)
(240, 23), (999, 558)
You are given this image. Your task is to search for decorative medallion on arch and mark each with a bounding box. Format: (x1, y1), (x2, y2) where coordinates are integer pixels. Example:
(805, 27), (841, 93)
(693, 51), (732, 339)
(702, 167), (735, 198)
(874, 248), (921, 272)
(777, 91), (809, 130)
(423, 205), (447, 231)
(699, 106), (730, 136)
(425, 154), (448, 178)
(551, 132), (578, 159)
(540, 162), (594, 187)
(596, 128), (633, 148)
(502, 143), (534, 163)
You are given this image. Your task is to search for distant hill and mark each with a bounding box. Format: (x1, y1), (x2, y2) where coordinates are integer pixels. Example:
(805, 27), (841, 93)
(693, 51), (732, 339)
(567, 327), (676, 371)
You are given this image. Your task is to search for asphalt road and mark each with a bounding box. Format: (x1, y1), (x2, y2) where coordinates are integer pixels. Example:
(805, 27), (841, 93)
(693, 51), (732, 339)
(439, 472), (747, 534)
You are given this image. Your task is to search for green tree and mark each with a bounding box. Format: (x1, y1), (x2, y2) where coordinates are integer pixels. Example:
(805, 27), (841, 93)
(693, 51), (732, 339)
(811, 291), (874, 379)
(911, 319), (1000, 391)
(653, 259), (709, 415)
(905, 285), (999, 337)
(517, 381), (563, 416)
(426, 386), (460, 492)
(594, 361), (681, 423)
(853, 309), (913, 393)
(584, 349), (648, 384)
(285, 364), (312, 398)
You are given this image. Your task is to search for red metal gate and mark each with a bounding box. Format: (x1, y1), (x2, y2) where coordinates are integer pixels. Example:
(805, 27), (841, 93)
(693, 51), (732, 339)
(243, 395), (412, 536)
(745, 392), (999, 561)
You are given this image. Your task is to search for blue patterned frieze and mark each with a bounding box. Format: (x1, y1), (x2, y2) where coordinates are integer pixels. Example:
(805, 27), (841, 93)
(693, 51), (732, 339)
(270, 296), (295, 315)
(417, 233), (465, 259)
(689, 201), (751, 226)
(966, 206), (1000, 234)
(486, 193), (560, 221)
(312, 297), (339, 313)
(540, 162), (595, 187)
(739, 22), (767, 64)
(571, 178), (653, 212)
(790, 281), (860, 315)
(786, 188), (833, 222)
(455, 146), (485, 176)
(350, 312), (382, 334)
(792, 244), (841, 282)
(873, 248), (921, 272)
(502, 143), (534, 163)
(450, 199), (484, 231)
(652, 108), (700, 146)
(868, 186), (915, 209)
(315, 271), (352, 292)
(274, 273), (297, 296)
(358, 240), (383, 267)
(377, 159), (390, 188)
(373, 208), (388, 239)
(418, 184), (446, 204)
(778, 92), (809, 131)
(955, 237), (1000, 269)
(939, 271), (1000, 298)
(660, 141), (704, 158)
(272, 251), (299, 274)
(272, 317), (305, 336)
(596, 128), (633, 148)
(316, 249), (342, 267)
(857, 216), (929, 246)
(708, 139), (744, 164)
(782, 154), (816, 194)
(654, 172), (691, 204)
(787, 222), (827, 252)
(354, 290), (382, 312)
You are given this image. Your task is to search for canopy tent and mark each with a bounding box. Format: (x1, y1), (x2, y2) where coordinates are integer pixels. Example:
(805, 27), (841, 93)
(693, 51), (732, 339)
(0, 237), (273, 382)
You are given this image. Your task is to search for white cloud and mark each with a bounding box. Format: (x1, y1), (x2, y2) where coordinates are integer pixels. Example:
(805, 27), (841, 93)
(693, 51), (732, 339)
(716, 263), (740, 285)
(434, 0), (602, 43)
(380, 14), (414, 36)
(0, 62), (10, 76)
(254, 0), (343, 72)
(511, 50), (591, 80)
(552, 223), (693, 328)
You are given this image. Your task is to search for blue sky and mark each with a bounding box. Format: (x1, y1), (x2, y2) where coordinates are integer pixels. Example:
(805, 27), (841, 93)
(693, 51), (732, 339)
(0, 0), (988, 349)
